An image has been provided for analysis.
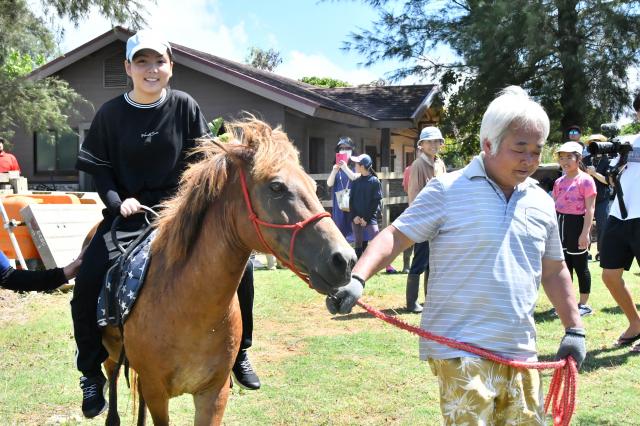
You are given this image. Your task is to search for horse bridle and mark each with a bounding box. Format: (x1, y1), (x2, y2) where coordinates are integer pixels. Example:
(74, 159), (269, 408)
(238, 167), (331, 285)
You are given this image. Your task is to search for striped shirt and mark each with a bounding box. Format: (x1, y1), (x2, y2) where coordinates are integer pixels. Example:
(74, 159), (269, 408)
(393, 154), (563, 361)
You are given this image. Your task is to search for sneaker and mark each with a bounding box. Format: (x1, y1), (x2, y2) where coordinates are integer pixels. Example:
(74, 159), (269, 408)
(578, 303), (593, 317)
(79, 374), (108, 418)
(232, 350), (261, 390)
(385, 266), (398, 274)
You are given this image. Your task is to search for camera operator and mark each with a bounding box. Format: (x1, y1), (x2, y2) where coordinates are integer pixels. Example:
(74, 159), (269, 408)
(583, 134), (611, 261)
(600, 91), (640, 352)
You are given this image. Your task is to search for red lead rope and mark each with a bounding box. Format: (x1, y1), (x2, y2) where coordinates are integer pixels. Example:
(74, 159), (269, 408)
(356, 300), (578, 426)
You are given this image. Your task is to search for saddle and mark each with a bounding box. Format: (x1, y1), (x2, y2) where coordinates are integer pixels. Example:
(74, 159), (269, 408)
(97, 217), (157, 328)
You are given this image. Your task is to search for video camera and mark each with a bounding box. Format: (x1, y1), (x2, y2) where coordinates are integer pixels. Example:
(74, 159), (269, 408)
(587, 123), (633, 156)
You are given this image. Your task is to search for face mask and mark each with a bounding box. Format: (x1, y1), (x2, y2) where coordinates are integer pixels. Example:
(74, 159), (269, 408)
(339, 149), (352, 157)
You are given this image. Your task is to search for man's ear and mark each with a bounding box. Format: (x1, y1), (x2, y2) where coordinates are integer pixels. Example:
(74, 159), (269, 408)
(481, 138), (492, 154)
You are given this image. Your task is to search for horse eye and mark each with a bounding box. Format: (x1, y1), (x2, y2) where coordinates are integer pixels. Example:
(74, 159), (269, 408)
(269, 182), (285, 193)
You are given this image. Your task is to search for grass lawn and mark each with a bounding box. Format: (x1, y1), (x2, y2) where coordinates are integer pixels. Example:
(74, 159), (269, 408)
(1, 254), (639, 425)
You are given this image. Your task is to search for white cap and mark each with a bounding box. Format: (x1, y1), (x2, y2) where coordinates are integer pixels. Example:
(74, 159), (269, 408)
(418, 126), (444, 143)
(126, 30), (172, 62)
(556, 141), (583, 155)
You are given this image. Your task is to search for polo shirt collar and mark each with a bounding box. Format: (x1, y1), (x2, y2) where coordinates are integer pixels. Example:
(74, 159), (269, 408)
(463, 153), (538, 191)
(419, 152), (436, 166)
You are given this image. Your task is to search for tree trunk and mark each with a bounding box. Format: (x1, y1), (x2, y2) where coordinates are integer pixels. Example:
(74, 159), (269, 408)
(556, 0), (587, 137)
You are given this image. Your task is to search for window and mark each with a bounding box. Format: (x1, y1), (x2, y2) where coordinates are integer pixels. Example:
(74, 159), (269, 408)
(104, 54), (128, 88)
(35, 130), (79, 175)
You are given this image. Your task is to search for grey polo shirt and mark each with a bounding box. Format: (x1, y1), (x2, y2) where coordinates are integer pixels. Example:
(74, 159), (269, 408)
(393, 154), (563, 361)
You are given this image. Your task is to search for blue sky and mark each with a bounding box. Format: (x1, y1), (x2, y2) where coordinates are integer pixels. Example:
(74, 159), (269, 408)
(58, 0), (433, 85)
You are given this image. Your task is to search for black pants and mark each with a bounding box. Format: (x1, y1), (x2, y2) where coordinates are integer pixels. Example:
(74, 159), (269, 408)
(237, 261), (254, 352)
(557, 212), (591, 295)
(71, 215), (255, 377)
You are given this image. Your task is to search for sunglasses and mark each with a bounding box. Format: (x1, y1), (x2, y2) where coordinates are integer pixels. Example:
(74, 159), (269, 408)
(568, 130), (580, 135)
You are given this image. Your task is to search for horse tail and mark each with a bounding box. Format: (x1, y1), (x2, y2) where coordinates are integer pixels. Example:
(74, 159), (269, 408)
(131, 369), (147, 426)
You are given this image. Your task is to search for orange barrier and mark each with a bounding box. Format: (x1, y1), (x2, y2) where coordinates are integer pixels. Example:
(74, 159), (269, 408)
(0, 196), (40, 259)
(0, 193), (82, 260)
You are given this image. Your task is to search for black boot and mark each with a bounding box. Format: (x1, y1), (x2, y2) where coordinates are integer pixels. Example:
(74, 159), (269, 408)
(232, 350), (261, 390)
(405, 274), (423, 313)
(402, 248), (412, 273)
(79, 373), (108, 418)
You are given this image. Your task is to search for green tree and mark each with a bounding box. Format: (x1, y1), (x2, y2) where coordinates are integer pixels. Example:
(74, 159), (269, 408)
(245, 47), (283, 71)
(0, 0), (147, 139)
(300, 76), (351, 88)
(345, 0), (640, 160)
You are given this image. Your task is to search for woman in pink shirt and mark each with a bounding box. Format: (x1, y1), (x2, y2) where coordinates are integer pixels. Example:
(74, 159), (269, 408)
(553, 141), (597, 316)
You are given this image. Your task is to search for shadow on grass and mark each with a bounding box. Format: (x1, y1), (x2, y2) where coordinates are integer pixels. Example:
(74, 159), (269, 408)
(331, 306), (416, 321)
(599, 304), (640, 315)
(538, 344), (640, 372)
(534, 308), (558, 324)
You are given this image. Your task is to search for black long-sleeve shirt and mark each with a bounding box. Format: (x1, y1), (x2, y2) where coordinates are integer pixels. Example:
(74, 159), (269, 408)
(0, 251), (67, 292)
(349, 174), (382, 224)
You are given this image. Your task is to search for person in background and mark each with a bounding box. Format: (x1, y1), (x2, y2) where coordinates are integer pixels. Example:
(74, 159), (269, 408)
(0, 250), (81, 292)
(600, 91), (640, 353)
(0, 137), (20, 173)
(404, 126), (446, 313)
(583, 134), (611, 262)
(327, 137), (357, 243)
(400, 163), (412, 273)
(348, 154), (382, 259)
(553, 142), (597, 316)
(326, 86), (585, 425)
(565, 125), (582, 144)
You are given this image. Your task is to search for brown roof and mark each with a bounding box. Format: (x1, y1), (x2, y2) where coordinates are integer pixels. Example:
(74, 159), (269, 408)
(311, 85), (438, 121)
(29, 26), (438, 124)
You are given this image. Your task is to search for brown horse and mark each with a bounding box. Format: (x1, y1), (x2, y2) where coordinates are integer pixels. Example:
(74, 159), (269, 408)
(99, 118), (356, 425)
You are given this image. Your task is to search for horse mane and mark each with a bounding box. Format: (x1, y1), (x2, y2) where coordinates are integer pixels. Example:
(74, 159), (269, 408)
(153, 116), (300, 267)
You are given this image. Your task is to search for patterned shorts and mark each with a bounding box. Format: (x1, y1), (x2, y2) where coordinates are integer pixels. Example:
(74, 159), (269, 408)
(428, 357), (545, 426)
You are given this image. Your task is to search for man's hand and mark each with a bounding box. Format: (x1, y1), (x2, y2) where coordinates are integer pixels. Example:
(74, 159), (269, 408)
(556, 327), (586, 369)
(325, 276), (364, 314)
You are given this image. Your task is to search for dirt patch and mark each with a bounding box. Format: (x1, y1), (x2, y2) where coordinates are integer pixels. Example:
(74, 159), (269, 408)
(0, 289), (29, 325)
(254, 293), (417, 363)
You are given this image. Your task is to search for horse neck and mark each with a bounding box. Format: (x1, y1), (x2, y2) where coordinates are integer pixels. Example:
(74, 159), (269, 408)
(153, 190), (252, 316)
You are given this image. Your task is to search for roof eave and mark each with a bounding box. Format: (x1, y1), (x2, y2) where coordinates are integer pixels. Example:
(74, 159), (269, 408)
(410, 85), (440, 124)
(27, 27), (131, 81)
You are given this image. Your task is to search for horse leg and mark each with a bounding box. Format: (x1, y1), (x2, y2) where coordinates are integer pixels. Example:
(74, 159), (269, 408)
(136, 378), (147, 426)
(103, 358), (120, 426)
(138, 379), (169, 426)
(193, 382), (230, 426)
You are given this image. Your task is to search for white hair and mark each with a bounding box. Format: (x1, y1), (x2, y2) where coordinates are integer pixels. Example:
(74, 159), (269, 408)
(479, 86), (550, 154)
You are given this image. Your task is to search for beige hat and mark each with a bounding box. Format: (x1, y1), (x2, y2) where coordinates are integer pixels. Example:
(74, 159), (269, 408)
(585, 134), (607, 144)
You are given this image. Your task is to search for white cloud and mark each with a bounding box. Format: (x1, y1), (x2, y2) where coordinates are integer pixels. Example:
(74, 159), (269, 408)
(278, 51), (381, 85)
(57, 0), (248, 62)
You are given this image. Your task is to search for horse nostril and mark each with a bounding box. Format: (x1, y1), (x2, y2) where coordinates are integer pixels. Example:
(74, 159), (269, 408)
(331, 250), (356, 273)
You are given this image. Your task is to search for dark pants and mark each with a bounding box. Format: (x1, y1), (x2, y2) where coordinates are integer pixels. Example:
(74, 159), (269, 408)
(237, 262), (254, 352)
(71, 215), (255, 377)
(409, 241), (430, 275)
(558, 213), (591, 295)
(71, 215), (123, 377)
(594, 199), (610, 254)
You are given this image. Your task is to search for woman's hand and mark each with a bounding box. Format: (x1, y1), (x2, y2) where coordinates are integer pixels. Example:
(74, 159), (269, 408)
(578, 232), (590, 250)
(338, 160), (348, 169)
(120, 198), (142, 217)
(332, 163), (340, 171)
(63, 246), (86, 280)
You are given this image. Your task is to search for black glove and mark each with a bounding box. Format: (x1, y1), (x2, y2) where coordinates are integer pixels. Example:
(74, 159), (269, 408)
(325, 275), (364, 314)
(556, 327), (586, 370)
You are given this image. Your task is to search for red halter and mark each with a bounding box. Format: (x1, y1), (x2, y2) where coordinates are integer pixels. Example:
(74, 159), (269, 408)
(238, 167), (331, 285)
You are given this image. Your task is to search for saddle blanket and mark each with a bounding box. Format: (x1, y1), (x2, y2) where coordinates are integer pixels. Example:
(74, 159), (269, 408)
(97, 229), (157, 327)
